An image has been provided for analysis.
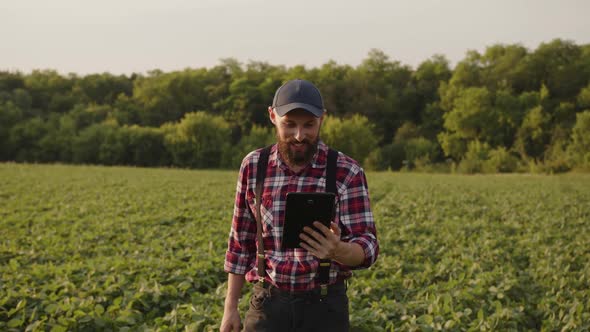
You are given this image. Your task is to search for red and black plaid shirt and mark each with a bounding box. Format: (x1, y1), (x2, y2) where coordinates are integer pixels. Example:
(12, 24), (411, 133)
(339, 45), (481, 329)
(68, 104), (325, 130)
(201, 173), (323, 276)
(224, 141), (378, 292)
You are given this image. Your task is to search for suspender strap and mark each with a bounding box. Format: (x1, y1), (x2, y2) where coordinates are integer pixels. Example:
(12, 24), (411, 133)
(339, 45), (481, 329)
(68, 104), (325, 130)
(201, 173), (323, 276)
(326, 148), (338, 194)
(318, 148), (339, 290)
(255, 145), (272, 283)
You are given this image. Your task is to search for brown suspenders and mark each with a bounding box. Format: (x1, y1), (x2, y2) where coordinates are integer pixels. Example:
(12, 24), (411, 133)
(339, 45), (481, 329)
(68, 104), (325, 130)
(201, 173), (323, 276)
(254, 146), (271, 284)
(254, 145), (338, 293)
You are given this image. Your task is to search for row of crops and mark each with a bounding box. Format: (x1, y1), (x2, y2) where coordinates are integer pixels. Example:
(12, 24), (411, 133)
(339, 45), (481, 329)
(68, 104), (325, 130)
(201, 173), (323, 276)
(1, 163), (589, 330)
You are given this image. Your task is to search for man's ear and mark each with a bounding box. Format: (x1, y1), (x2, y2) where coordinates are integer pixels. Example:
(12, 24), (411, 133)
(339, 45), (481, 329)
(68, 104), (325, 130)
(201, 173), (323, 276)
(268, 106), (276, 125)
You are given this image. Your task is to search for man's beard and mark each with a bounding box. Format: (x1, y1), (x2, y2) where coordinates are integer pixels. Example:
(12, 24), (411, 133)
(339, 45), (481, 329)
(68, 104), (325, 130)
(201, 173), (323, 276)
(277, 134), (319, 167)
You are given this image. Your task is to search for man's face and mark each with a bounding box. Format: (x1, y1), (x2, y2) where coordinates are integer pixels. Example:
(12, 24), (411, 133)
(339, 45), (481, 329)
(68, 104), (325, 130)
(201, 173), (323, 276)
(269, 107), (323, 167)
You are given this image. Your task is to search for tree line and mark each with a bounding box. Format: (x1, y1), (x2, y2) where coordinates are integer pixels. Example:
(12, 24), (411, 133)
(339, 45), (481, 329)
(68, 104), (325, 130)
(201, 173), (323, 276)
(1, 38), (589, 172)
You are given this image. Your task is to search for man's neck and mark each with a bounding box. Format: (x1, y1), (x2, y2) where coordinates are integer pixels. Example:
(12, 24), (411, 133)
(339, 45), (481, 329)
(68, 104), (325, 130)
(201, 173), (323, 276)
(288, 164), (306, 174)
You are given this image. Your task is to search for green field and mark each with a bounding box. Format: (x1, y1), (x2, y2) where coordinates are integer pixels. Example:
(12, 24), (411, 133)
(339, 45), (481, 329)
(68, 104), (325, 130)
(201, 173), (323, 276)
(1, 163), (589, 331)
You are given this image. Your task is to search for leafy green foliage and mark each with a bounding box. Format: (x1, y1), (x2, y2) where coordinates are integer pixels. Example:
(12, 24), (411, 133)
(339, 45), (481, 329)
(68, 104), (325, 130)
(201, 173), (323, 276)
(221, 125), (274, 169)
(2, 38), (590, 172)
(567, 111), (590, 169)
(321, 114), (379, 165)
(164, 112), (231, 169)
(1, 164), (589, 330)
(515, 106), (551, 160)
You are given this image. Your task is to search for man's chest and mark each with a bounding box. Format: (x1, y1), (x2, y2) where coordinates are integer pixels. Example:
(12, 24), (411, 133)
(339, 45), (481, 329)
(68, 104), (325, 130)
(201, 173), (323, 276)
(246, 169), (330, 227)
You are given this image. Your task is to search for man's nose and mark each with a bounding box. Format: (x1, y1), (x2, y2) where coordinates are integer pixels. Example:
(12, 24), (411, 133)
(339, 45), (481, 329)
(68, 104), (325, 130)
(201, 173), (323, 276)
(294, 127), (305, 142)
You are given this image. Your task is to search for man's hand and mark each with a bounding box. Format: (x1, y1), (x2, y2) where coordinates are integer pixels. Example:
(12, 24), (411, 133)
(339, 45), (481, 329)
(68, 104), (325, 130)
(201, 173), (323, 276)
(299, 221), (342, 260)
(220, 273), (244, 332)
(220, 307), (241, 332)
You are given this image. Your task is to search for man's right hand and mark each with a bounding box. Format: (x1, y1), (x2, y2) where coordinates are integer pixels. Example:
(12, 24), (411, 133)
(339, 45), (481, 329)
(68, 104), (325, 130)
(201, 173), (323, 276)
(220, 307), (241, 332)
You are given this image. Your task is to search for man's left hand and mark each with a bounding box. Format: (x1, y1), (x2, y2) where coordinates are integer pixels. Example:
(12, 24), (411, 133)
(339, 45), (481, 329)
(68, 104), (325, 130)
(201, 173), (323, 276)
(299, 222), (342, 260)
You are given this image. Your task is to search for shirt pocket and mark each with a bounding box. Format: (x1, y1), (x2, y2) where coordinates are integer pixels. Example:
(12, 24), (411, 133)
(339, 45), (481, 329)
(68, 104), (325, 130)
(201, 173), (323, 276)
(247, 192), (275, 235)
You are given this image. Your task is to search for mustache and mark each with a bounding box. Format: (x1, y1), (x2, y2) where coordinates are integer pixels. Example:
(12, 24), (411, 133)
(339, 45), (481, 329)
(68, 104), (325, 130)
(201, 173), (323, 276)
(286, 138), (313, 145)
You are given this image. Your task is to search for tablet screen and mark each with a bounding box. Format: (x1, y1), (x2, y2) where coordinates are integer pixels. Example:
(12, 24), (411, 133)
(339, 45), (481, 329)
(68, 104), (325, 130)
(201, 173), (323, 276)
(282, 192), (336, 249)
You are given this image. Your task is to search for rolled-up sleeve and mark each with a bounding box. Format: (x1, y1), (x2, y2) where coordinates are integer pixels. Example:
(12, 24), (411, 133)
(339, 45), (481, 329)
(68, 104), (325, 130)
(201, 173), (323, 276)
(224, 155), (257, 275)
(338, 167), (379, 269)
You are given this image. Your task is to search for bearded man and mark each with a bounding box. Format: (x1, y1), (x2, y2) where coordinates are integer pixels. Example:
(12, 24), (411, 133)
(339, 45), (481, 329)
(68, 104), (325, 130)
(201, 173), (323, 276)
(220, 79), (379, 332)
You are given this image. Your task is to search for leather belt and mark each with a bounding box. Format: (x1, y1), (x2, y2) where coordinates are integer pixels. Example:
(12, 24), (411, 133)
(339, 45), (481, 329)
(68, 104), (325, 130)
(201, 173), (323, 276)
(259, 279), (347, 299)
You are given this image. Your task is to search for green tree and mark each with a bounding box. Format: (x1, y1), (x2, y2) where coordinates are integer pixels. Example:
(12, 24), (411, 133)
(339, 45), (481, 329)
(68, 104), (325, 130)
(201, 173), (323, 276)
(133, 69), (210, 126)
(72, 123), (116, 164)
(526, 39), (587, 101)
(72, 73), (133, 105)
(437, 131), (467, 160)
(23, 70), (76, 114)
(314, 61), (354, 118)
(0, 71), (25, 92)
(443, 87), (496, 141)
(413, 55), (452, 139)
(567, 111), (590, 168)
(9, 117), (49, 162)
(0, 102), (24, 160)
(349, 49), (413, 143)
(577, 83), (590, 109)
(321, 114), (380, 166)
(164, 112), (231, 168)
(217, 61), (285, 135)
(403, 137), (440, 169)
(439, 87), (500, 160)
(479, 44), (530, 92)
(124, 125), (171, 167)
(458, 140), (492, 173)
(484, 147), (519, 173)
(494, 89), (524, 147)
(222, 125), (274, 169)
(98, 124), (129, 165)
(514, 106), (551, 160)
(37, 113), (74, 162)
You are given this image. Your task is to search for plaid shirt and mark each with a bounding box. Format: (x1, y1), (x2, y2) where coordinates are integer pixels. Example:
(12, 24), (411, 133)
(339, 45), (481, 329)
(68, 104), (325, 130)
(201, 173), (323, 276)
(224, 141), (378, 292)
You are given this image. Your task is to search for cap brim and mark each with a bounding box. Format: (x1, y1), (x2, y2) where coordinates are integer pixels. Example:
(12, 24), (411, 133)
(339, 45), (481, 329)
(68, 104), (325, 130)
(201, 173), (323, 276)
(274, 103), (324, 117)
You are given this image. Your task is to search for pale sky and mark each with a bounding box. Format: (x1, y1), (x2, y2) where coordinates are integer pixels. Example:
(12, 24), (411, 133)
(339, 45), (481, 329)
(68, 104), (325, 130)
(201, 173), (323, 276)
(1, 0), (589, 75)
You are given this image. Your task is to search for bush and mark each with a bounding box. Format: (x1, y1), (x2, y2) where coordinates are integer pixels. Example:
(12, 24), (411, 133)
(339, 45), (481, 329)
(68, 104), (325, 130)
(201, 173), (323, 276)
(457, 140), (491, 173)
(375, 142), (405, 171)
(164, 112), (231, 168)
(363, 148), (384, 171)
(124, 125), (171, 167)
(322, 114), (380, 165)
(222, 125), (274, 169)
(483, 147), (519, 173)
(9, 117), (50, 162)
(567, 110), (590, 169)
(72, 123), (129, 165)
(403, 137), (440, 169)
(98, 125), (129, 165)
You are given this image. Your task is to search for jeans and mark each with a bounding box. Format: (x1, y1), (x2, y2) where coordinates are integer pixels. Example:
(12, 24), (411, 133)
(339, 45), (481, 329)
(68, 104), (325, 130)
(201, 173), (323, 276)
(243, 281), (350, 332)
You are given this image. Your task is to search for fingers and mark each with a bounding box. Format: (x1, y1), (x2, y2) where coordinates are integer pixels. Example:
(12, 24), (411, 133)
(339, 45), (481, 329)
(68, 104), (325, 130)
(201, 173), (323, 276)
(330, 222), (341, 237)
(299, 238), (329, 259)
(299, 225), (327, 258)
(311, 221), (333, 237)
(299, 230), (322, 248)
(220, 311), (241, 332)
(300, 221), (341, 246)
(299, 221), (343, 260)
(299, 241), (316, 255)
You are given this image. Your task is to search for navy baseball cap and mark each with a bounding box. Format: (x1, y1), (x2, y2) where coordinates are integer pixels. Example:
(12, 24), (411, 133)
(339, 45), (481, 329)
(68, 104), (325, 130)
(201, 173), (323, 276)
(272, 79), (325, 117)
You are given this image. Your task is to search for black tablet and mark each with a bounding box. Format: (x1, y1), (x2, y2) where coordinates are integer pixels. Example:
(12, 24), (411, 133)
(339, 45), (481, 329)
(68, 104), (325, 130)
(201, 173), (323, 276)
(282, 192), (336, 249)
